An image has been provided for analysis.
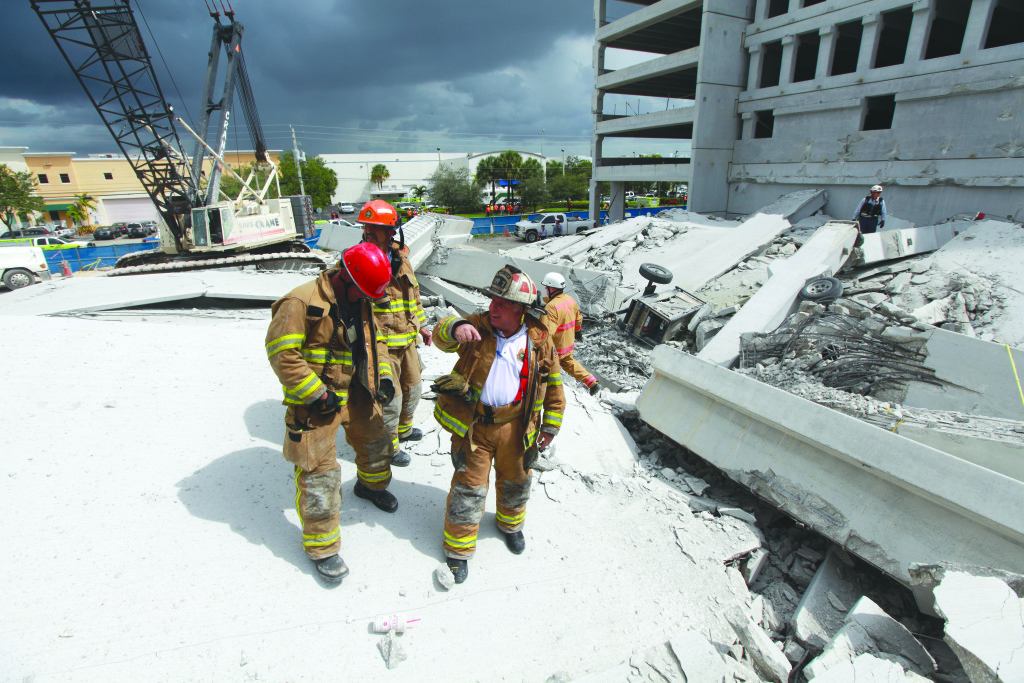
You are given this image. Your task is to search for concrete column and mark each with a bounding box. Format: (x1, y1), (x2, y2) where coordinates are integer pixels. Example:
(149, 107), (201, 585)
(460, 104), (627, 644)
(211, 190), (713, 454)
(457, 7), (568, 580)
(961, 0), (998, 53)
(816, 25), (837, 80)
(609, 181), (626, 224)
(740, 111), (755, 141)
(747, 44), (764, 90)
(857, 14), (882, 72)
(905, 0), (935, 63)
(754, 0), (769, 22)
(590, 0), (607, 223)
(779, 34), (797, 85)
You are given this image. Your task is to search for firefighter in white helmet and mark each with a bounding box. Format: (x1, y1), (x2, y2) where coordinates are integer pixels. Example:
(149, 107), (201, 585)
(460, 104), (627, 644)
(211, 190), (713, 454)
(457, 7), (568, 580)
(541, 272), (600, 395)
(430, 265), (566, 584)
(265, 242), (398, 584)
(852, 185), (886, 234)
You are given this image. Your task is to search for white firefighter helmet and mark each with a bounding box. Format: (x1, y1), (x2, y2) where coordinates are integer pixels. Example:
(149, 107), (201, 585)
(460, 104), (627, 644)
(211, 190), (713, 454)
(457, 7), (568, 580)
(871, 184), (883, 193)
(485, 265), (539, 308)
(541, 272), (566, 290)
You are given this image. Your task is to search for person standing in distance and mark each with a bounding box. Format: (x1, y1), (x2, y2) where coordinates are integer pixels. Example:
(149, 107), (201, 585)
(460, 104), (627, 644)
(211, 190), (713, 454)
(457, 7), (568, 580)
(853, 185), (887, 234)
(430, 266), (566, 584)
(541, 272), (600, 395)
(265, 243), (399, 584)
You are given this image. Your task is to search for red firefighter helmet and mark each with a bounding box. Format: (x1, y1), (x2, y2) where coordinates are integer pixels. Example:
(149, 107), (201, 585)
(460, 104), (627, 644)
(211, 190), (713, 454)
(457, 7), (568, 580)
(341, 242), (392, 298)
(358, 200), (399, 228)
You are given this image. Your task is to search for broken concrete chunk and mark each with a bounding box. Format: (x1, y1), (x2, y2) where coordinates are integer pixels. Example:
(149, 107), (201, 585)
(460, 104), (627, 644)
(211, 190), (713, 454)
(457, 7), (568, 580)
(803, 596), (936, 679)
(434, 563), (455, 590)
(810, 652), (932, 682)
(725, 605), (793, 683)
(790, 547), (865, 651)
(695, 318), (726, 351)
(719, 506), (757, 524)
(783, 639), (807, 665)
(933, 571), (1024, 683)
(681, 473), (709, 496)
(668, 630), (733, 683)
(886, 272), (913, 294)
(378, 630), (407, 669)
(741, 548), (769, 587)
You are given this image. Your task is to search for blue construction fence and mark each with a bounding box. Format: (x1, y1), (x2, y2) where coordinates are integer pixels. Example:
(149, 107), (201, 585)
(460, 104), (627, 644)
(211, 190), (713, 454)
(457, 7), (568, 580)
(468, 207), (677, 235)
(44, 230), (322, 274)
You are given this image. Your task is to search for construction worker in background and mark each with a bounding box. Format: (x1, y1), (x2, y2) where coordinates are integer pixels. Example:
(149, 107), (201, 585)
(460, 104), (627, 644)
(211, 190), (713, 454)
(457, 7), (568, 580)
(358, 200), (431, 459)
(853, 185), (887, 234)
(265, 242), (399, 584)
(430, 265), (566, 584)
(541, 272), (600, 396)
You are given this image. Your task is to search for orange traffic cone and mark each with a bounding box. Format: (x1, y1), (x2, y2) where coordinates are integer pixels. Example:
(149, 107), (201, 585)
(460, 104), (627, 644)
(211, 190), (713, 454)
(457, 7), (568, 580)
(59, 260), (72, 277)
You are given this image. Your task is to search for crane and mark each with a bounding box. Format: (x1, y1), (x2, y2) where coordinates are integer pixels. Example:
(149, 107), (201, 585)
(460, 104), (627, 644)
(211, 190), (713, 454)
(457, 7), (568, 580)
(30, 0), (324, 274)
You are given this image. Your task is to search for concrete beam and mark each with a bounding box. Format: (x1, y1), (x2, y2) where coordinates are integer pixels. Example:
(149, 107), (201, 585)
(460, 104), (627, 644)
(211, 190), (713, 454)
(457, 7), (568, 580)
(697, 220), (858, 367)
(418, 275), (489, 317)
(636, 347), (1024, 590)
(596, 47), (700, 92)
(593, 163), (693, 184)
(597, 0), (702, 44)
(853, 223), (958, 266)
(596, 106), (696, 137)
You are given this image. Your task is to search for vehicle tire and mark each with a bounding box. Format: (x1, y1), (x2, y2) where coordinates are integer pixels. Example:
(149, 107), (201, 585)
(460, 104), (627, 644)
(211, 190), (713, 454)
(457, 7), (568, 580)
(3, 268), (35, 290)
(525, 231), (538, 243)
(799, 276), (843, 301)
(639, 263), (673, 285)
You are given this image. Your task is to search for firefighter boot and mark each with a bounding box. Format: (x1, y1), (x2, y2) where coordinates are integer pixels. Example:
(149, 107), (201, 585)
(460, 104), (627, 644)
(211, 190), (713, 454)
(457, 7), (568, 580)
(447, 558), (469, 584)
(354, 482), (399, 513)
(398, 427), (423, 443)
(391, 450), (411, 467)
(313, 554), (350, 583)
(503, 530), (526, 555)
(589, 382), (601, 396)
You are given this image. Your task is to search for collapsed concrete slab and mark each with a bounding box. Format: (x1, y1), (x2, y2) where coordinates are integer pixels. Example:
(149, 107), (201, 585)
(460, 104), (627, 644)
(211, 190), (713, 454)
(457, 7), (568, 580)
(417, 275), (489, 317)
(0, 269), (315, 316)
(852, 222), (961, 266)
(746, 188), (827, 224)
(932, 571), (1024, 683)
(636, 347), (1024, 600)
(697, 221), (859, 367)
(810, 653), (931, 682)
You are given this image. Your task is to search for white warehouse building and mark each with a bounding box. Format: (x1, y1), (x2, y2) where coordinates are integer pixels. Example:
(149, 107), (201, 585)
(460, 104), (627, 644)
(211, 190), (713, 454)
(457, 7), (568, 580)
(320, 151), (548, 207)
(591, 0), (1024, 225)
(319, 148), (548, 204)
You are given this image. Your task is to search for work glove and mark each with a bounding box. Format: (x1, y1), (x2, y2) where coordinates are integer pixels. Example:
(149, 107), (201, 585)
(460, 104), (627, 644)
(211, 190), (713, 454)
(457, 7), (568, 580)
(576, 328), (584, 340)
(314, 390), (342, 416)
(376, 378), (395, 406)
(879, 220), (885, 229)
(430, 373), (473, 402)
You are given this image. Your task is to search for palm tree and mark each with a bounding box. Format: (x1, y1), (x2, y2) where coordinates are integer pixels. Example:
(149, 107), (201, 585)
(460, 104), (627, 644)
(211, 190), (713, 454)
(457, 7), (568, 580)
(476, 156), (499, 203)
(412, 185), (427, 200)
(496, 150), (523, 203)
(370, 164), (390, 190)
(66, 192), (97, 229)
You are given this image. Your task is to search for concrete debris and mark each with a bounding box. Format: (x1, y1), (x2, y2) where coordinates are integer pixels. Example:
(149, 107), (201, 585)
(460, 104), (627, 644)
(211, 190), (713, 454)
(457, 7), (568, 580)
(932, 571), (1024, 683)
(434, 563), (455, 591)
(725, 604), (793, 683)
(378, 630), (407, 670)
(803, 596), (936, 679)
(810, 652), (932, 682)
(669, 630), (734, 682)
(741, 548), (769, 587)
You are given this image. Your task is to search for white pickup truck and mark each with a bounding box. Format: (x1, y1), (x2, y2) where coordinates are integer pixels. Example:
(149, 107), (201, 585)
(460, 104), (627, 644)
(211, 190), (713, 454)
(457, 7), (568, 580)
(0, 245), (52, 289)
(513, 213), (596, 243)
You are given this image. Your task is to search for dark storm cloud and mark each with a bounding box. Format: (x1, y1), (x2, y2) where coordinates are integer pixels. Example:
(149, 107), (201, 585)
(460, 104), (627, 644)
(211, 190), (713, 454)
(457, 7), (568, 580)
(2, 0), (599, 155)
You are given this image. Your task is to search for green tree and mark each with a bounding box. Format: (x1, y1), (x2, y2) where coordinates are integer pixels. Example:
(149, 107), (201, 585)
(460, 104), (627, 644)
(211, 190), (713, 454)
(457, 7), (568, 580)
(278, 151), (338, 209)
(519, 177), (550, 212)
(412, 185), (427, 200)
(65, 192), (97, 227)
(546, 159), (564, 177)
(426, 165), (482, 213)
(475, 156), (500, 203)
(0, 164), (46, 229)
(496, 150), (524, 202)
(370, 163), (390, 190)
(521, 158), (544, 180)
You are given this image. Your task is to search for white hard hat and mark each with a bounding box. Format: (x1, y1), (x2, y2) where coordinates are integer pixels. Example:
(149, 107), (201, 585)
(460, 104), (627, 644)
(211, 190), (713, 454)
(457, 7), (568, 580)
(871, 185), (883, 193)
(541, 272), (566, 290)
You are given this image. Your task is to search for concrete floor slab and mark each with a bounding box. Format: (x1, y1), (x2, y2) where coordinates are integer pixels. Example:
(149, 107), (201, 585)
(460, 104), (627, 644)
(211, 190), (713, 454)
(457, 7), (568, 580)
(697, 221), (858, 367)
(855, 223), (959, 266)
(636, 347), (1024, 594)
(0, 269), (315, 316)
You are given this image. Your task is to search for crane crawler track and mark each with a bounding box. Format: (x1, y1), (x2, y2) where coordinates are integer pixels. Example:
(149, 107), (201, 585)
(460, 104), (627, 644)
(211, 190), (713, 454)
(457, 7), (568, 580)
(109, 252), (327, 276)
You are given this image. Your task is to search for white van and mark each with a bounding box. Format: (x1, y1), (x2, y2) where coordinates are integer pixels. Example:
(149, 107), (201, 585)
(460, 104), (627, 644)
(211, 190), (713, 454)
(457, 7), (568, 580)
(0, 246), (52, 290)
(625, 191), (635, 199)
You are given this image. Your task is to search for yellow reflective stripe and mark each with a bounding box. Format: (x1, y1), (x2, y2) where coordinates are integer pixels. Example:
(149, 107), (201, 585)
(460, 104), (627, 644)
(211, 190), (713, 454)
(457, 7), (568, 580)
(496, 509), (526, 525)
(379, 363), (393, 377)
(391, 435), (399, 451)
(524, 429), (538, 449)
(372, 299), (420, 313)
(357, 469), (390, 483)
(266, 333), (304, 357)
(397, 423), (412, 434)
(303, 527), (340, 548)
(543, 411), (563, 427)
(382, 330), (419, 347)
(416, 308), (427, 323)
(433, 404), (468, 436)
(286, 372), (324, 401)
(444, 530), (477, 548)
(301, 348), (353, 365)
(436, 317), (461, 344)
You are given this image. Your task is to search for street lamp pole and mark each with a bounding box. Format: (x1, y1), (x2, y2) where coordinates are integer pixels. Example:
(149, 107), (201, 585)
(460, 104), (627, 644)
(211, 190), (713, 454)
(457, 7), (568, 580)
(561, 149), (565, 176)
(541, 129), (544, 157)
(437, 148), (441, 165)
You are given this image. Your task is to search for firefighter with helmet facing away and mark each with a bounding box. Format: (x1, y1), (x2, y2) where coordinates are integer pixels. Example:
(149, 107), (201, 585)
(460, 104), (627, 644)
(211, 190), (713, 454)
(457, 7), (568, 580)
(541, 271), (601, 395)
(430, 265), (566, 583)
(358, 200), (431, 463)
(264, 242), (400, 584)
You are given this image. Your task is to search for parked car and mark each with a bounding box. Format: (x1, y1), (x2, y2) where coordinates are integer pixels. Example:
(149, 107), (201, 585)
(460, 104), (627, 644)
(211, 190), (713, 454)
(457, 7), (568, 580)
(109, 222), (129, 237)
(0, 228), (52, 240)
(127, 223), (147, 238)
(53, 227), (76, 239)
(0, 245), (51, 289)
(328, 219), (360, 228)
(0, 236), (76, 250)
(141, 220), (158, 235)
(339, 203), (355, 214)
(92, 226), (117, 240)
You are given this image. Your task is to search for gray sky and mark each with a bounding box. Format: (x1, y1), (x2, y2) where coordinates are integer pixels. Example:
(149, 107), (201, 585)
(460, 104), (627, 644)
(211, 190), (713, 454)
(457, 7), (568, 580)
(1, 0), (688, 161)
